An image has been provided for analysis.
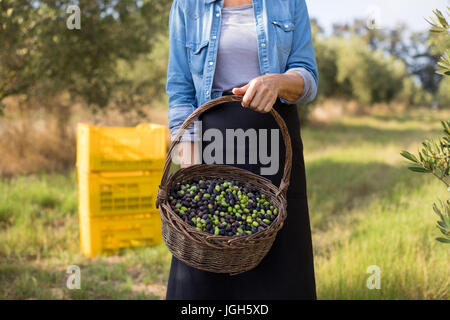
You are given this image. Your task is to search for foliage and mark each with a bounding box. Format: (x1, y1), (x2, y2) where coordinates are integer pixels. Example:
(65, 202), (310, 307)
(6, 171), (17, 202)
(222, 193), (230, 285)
(313, 37), (342, 99)
(335, 37), (404, 104)
(433, 200), (450, 243)
(312, 34), (426, 106)
(398, 76), (433, 107)
(330, 19), (441, 95)
(311, 20), (433, 107)
(427, 8), (450, 78)
(401, 121), (450, 243)
(112, 34), (169, 112)
(437, 76), (450, 108)
(0, 0), (171, 109)
(400, 8), (450, 244)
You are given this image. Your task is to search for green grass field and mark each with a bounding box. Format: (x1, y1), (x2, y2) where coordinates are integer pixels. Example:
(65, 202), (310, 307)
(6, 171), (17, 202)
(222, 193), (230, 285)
(0, 108), (448, 299)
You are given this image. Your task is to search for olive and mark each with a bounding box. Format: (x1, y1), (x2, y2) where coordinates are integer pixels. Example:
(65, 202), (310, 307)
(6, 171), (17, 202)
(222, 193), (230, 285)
(170, 177), (277, 237)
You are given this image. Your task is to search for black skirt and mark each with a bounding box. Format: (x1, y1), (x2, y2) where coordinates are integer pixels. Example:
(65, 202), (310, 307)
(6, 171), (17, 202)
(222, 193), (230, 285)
(165, 95), (316, 300)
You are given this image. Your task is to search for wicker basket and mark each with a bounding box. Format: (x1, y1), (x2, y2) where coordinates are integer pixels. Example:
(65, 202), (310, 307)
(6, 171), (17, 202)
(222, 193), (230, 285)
(156, 95), (292, 275)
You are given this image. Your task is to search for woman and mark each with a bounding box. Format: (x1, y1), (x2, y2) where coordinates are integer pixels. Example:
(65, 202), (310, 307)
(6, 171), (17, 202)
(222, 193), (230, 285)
(165, 0), (318, 300)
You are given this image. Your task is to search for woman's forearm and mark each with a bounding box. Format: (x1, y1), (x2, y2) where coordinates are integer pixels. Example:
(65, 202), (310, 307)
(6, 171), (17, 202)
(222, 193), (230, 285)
(273, 71), (305, 103)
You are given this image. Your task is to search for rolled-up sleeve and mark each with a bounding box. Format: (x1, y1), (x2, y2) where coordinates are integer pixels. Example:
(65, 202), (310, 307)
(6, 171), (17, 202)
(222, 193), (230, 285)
(166, 0), (196, 141)
(281, 0), (318, 105)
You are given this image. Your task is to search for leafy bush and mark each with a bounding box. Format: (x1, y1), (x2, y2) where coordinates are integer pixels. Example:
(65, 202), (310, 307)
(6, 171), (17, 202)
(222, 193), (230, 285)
(437, 76), (450, 108)
(313, 35), (427, 106)
(335, 37), (407, 104)
(314, 38), (341, 99)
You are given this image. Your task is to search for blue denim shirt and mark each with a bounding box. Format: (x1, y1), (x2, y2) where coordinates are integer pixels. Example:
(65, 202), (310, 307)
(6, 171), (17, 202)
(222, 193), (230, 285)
(166, 0), (318, 141)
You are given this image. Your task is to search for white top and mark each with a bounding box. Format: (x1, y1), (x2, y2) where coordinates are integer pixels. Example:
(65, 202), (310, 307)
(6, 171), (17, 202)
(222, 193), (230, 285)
(212, 4), (261, 92)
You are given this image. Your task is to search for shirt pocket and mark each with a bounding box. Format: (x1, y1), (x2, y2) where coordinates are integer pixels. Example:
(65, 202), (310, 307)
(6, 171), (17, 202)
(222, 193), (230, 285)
(271, 19), (295, 56)
(186, 40), (209, 75)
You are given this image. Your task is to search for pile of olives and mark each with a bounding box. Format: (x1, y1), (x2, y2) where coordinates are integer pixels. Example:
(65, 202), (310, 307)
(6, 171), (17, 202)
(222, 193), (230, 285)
(168, 177), (278, 237)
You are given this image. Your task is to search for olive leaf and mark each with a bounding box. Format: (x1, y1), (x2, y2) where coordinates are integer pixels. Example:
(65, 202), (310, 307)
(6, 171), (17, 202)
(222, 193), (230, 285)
(400, 151), (419, 163)
(436, 237), (450, 243)
(407, 166), (431, 173)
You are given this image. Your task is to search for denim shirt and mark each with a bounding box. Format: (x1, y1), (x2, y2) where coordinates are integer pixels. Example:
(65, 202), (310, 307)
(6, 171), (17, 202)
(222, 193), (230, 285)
(166, 0), (318, 141)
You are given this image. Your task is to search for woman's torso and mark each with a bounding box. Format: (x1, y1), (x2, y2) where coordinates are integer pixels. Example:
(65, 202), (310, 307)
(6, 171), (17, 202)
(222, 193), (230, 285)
(212, 4), (260, 93)
(170, 0), (301, 105)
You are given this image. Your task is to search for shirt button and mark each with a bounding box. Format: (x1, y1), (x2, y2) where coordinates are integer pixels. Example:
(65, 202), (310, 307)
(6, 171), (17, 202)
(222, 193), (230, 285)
(209, 61), (214, 66)
(284, 24), (289, 28)
(261, 43), (266, 47)
(212, 35), (217, 39)
(206, 90), (209, 95)
(216, 13), (220, 17)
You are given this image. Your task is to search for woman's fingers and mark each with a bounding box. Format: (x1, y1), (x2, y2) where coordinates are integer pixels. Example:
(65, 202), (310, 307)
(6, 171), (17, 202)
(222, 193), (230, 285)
(255, 91), (275, 113)
(261, 92), (277, 113)
(241, 81), (257, 108)
(250, 87), (276, 113)
(249, 87), (266, 112)
(232, 83), (250, 96)
(238, 76), (278, 112)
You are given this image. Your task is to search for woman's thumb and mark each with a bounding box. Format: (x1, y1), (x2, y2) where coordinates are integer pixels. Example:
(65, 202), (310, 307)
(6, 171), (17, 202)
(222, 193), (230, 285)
(232, 83), (250, 95)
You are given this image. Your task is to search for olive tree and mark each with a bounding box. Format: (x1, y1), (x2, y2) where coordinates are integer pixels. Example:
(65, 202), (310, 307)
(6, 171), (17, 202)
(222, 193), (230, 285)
(401, 8), (450, 243)
(0, 0), (170, 132)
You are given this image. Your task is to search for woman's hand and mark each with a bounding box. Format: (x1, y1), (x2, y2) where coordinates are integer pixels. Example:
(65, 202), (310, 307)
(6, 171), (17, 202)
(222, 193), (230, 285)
(232, 74), (279, 113)
(232, 72), (304, 113)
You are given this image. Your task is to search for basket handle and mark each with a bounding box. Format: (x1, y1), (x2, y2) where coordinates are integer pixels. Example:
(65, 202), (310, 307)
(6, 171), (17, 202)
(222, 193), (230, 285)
(156, 95), (292, 208)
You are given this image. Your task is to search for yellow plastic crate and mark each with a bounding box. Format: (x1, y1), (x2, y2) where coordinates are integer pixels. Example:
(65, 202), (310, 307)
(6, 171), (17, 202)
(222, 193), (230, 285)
(76, 123), (167, 172)
(78, 170), (163, 217)
(79, 211), (162, 257)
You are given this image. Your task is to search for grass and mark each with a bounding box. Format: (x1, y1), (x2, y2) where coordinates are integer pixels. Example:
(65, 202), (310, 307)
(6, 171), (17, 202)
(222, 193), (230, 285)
(303, 108), (449, 299)
(0, 107), (448, 299)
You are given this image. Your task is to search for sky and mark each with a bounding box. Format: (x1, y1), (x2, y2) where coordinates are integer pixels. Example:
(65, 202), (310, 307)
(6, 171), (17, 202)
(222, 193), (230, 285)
(305, 0), (450, 34)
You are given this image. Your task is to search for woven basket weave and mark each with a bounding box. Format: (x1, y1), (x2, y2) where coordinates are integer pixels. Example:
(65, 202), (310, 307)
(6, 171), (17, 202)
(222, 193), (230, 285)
(156, 95), (292, 275)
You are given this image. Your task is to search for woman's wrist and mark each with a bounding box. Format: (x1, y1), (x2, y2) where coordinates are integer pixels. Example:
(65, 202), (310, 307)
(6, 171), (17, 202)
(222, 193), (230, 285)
(271, 72), (305, 103)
